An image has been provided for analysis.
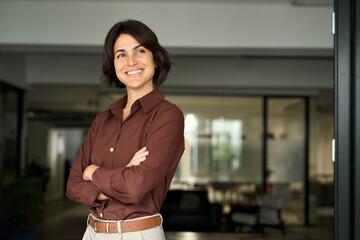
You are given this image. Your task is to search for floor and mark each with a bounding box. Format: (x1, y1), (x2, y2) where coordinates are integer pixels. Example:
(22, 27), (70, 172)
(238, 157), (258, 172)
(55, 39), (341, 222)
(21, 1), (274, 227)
(29, 197), (333, 240)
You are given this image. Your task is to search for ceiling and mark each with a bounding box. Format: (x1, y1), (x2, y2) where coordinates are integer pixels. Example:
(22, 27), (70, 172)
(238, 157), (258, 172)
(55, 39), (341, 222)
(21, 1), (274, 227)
(0, 0), (333, 57)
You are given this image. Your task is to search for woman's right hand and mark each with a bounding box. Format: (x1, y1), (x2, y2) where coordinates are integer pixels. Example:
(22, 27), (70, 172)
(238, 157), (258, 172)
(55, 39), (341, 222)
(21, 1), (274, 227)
(126, 147), (149, 167)
(96, 192), (109, 201)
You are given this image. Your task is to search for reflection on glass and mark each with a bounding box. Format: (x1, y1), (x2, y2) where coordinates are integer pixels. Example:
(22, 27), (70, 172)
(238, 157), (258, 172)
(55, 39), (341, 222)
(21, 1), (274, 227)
(309, 96), (334, 230)
(184, 113), (199, 176)
(267, 98), (305, 225)
(211, 118), (242, 181)
(166, 95), (263, 185)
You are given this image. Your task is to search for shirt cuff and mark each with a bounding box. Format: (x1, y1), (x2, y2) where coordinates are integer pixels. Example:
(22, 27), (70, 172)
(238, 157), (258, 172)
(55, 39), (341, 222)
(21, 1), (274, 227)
(81, 181), (102, 208)
(92, 167), (115, 196)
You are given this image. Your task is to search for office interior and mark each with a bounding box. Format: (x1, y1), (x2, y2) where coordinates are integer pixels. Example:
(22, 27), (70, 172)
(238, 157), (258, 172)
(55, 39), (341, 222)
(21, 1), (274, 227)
(0, 0), (334, 239)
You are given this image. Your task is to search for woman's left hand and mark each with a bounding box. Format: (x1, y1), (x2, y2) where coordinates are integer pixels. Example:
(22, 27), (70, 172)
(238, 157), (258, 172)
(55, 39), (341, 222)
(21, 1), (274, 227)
(83, 164), (100, 181)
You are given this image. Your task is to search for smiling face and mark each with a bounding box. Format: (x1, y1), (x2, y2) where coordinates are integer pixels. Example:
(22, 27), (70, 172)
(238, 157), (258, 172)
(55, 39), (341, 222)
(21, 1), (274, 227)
(113, 34), (156, 93)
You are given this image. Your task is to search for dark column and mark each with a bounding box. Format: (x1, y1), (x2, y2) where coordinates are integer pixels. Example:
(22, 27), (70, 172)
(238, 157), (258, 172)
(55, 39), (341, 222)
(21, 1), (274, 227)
(262, 96), (268, 194)
(334, 0), (360, 239)
(304, 97), (309, 226)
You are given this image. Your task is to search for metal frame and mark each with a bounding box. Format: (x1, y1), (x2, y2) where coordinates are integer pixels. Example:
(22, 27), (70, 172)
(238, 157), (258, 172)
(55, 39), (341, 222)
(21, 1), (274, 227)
(262, 96), (268, 194)
(355, 2), (360, 239)
(304, 97), (310, 226)
(335, 0), (360, 239)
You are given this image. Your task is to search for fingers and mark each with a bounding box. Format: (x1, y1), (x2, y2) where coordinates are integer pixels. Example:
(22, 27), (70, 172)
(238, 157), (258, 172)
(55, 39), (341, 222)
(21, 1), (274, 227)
(127, 155), (147, 167)
(83, 164), (100, 181)
(134, 150), (149, 159)
(133, 147), (149, 160)
(128, 158), (145, 167)
(127, 147), (149, 167)
(133, 146), (147, 157)
(96, 192), (109, 201)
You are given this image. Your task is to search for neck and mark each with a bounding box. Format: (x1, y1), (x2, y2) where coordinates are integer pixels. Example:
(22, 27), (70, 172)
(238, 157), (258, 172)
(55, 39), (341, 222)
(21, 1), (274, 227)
(125, 85), (154, 109)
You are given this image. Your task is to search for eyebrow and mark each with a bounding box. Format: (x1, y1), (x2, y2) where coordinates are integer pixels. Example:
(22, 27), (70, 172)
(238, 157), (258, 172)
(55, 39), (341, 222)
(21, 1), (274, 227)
(114, 45), (143, 54)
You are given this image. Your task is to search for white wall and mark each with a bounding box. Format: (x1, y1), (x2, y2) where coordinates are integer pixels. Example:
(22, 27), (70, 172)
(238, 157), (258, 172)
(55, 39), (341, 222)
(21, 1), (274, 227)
(0, 1), (333, 49)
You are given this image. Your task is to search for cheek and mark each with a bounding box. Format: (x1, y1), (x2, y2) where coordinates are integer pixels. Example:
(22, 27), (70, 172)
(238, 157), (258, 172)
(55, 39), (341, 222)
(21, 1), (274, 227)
(145, 54), (156, 67)
(146, 64), (155, 77)
(114, 62), (125, 73)
(114, 64), (126, 81)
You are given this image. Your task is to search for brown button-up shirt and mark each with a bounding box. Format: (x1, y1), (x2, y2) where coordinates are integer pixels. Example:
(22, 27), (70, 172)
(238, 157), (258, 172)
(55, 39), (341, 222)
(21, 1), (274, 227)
(66, 89), (185, 220)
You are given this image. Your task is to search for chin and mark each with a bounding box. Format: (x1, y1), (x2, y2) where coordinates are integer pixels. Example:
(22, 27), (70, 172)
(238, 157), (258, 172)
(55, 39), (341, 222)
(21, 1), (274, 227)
(127, 83), (145, 90)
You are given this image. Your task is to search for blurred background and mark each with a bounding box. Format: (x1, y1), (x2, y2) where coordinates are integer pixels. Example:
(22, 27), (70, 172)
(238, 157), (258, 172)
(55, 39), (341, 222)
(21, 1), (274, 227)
(0, 0), (334, 239)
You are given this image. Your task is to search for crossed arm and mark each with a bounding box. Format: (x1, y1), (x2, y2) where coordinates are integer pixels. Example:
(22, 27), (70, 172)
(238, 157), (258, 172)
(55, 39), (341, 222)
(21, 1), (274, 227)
(82, 147), (149, 201)
(67, 107), (184, 207)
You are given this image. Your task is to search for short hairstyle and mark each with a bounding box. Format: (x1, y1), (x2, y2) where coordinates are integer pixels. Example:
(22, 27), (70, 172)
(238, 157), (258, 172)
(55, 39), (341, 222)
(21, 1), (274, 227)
(101, 20), (171, 88)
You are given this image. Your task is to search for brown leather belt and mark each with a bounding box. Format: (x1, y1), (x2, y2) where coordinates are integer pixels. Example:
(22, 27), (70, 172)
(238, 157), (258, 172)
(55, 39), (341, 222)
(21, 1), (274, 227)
(88, 214), (162, 233)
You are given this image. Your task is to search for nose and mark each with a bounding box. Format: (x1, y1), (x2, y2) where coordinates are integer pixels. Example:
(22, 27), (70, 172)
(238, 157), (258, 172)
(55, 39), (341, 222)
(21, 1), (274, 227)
(127, 54), (137, 66)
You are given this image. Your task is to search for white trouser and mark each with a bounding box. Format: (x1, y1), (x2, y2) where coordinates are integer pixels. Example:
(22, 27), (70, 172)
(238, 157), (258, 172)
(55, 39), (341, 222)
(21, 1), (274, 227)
(82, 213), (166, 240)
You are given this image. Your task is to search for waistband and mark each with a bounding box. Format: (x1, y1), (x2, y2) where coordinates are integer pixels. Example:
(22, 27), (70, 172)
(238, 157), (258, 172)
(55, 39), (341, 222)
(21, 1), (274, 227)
(88, 213), (162, 234)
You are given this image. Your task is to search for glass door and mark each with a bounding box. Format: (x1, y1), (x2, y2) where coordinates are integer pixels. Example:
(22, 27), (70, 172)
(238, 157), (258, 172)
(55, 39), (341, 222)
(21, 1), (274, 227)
(266, 97), (305, 225)
(0, 82), (23, 172)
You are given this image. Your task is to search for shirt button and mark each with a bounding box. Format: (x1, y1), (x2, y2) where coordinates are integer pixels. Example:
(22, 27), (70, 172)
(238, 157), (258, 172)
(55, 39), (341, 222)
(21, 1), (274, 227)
(110, 147), (114, 152)
(100, 213), (103, 218)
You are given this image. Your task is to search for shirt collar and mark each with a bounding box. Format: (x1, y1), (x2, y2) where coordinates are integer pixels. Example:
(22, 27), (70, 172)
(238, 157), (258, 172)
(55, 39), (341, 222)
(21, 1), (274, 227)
(139, 89), (164, 113)
(109, 89), (164, 120)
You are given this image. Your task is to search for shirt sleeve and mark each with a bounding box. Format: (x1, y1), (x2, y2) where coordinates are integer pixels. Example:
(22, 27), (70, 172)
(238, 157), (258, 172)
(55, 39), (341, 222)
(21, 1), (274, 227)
(92, 106), (185, 204)
(66, 116), (102, 208)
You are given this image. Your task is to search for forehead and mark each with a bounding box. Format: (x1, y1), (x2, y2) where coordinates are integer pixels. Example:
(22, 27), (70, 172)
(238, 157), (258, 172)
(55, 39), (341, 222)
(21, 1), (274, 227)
(114, 34), (141, 50)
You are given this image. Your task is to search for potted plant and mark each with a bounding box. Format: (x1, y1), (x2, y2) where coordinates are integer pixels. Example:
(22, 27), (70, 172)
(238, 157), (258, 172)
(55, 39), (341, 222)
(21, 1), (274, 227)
(0, 162), (46, 240)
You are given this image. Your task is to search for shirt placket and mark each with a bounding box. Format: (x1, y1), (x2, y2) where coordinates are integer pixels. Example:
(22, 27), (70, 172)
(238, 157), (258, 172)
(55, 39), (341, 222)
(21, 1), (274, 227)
(99, 119), (122, 219)
(111, 121), (122, 168)
(99, 105), (141, 219)
(99, 200), (108, 218)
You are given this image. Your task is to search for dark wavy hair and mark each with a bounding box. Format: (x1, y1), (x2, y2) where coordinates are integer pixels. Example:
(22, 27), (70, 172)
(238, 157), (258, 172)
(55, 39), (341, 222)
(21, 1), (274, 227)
(101, 20), (171, 88)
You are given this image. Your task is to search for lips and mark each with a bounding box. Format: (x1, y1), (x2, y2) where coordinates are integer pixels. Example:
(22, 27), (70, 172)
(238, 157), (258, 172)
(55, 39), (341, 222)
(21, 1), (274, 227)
(126, 69), (143, 76)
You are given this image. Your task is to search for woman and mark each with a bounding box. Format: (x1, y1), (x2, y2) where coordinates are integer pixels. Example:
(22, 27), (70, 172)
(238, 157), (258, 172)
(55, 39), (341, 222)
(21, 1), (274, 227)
(66, 19), (185, 240)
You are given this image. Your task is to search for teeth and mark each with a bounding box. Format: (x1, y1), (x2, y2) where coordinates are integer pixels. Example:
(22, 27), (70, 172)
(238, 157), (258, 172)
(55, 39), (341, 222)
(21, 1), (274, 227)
(127, 69), (142, 75)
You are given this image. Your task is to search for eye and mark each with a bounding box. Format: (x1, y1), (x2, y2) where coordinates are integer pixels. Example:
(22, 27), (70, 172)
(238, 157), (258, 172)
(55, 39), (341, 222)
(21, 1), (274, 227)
(137, 49), (145, 54)
(116, 53), (125, 59)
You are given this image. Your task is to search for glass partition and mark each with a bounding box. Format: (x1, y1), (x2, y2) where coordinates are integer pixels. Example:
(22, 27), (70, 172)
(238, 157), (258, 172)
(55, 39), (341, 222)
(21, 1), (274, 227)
(267, 97), (305, 225)
(166, 95), (263, 196)
(98, 93), (312, 224)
